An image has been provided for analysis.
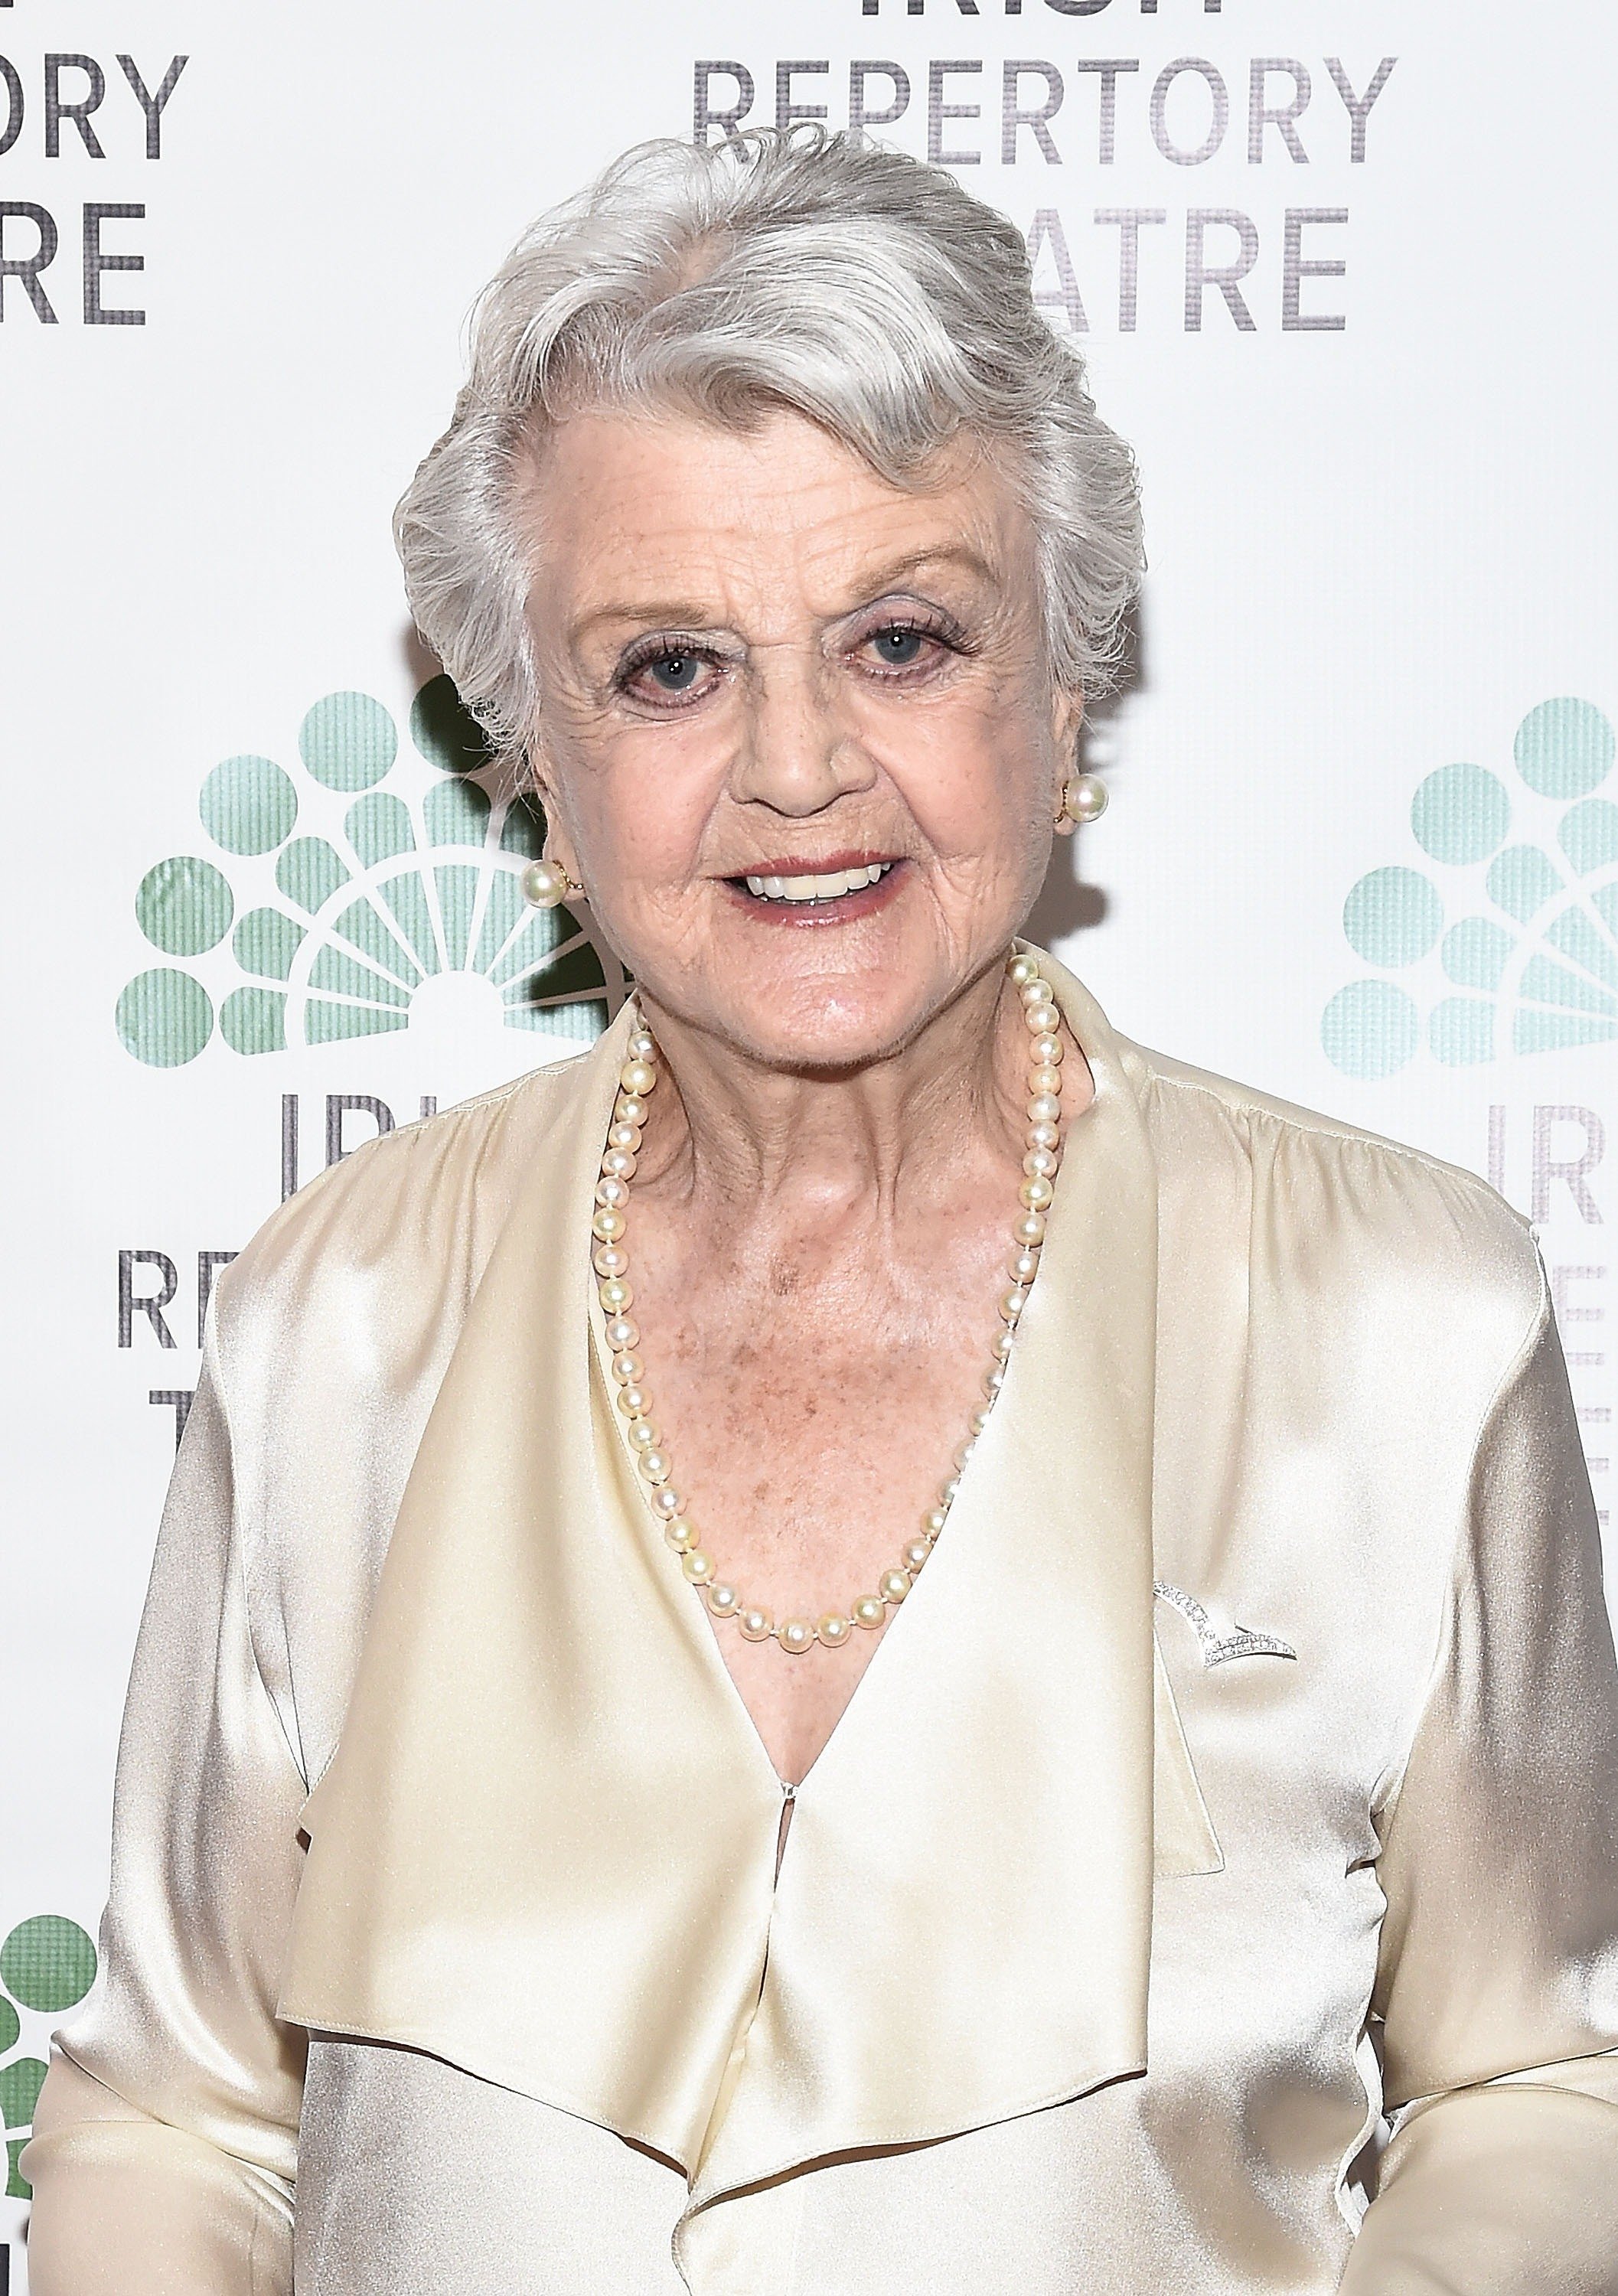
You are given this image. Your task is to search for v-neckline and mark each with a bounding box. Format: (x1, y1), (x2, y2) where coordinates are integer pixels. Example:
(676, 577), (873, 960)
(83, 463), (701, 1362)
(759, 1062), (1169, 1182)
(584, 988), (1102, 1807)
(586, 1266), (929, 1807)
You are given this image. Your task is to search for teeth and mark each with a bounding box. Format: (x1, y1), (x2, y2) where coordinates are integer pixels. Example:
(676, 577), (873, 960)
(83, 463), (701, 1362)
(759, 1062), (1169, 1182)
(743, 861), (894, 904)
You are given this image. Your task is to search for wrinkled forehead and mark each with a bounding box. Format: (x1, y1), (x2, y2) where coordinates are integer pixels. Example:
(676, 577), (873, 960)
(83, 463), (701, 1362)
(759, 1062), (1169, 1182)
(515, 403), (1039, 640)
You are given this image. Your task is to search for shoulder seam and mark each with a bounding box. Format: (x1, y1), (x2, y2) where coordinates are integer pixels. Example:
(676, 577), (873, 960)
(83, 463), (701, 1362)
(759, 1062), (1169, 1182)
(262, 1055), (578, 1208)
(409, 1057), (579, 1126)
(1140, 1063), (1520, 1210)
(1369, 1251), (1554, 1826)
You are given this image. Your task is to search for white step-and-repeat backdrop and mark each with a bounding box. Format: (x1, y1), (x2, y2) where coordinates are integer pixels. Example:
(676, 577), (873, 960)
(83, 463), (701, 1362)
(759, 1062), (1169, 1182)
(3, 0), (1613, 2271)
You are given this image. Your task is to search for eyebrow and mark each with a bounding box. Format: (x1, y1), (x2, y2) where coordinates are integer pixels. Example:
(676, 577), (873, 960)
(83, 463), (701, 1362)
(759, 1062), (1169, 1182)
(569, 544), (1000, 647)
(860, 543), (1000, 594)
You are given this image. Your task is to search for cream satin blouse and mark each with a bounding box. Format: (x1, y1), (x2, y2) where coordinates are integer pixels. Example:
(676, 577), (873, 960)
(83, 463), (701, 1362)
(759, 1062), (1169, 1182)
(25, 954), (1618, 2294)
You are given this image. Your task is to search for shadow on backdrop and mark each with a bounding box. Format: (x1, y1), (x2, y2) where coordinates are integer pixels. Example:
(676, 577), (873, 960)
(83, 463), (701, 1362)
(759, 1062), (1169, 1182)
(1024, 593), (1146, 951)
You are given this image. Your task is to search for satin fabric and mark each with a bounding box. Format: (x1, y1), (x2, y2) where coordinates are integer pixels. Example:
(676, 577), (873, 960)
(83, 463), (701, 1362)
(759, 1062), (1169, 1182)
(24, 952), (1618, 2294)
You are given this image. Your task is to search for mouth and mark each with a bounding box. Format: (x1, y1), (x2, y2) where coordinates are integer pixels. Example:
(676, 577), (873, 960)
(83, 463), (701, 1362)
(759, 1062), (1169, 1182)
(723, 853), (905, 925)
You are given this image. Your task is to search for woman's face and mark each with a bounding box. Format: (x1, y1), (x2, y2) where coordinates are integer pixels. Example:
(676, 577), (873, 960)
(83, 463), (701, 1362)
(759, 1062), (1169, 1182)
(521, 404), (1078, 1072)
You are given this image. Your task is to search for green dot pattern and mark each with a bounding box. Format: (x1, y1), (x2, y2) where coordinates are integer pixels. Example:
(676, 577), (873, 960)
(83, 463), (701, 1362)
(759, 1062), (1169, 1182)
(346, 791), (416, 867)
(119, 680), (623, 1070)
(276, 837), (351, 915)
(233, 906), (305, 983)
(489, 902), (567, 987)
(1545, 908), (1618, 993)
(472, 870), (528, 974)
(309, 944), (410, 1006)
(0, 2058), (46, 2131)
(135, 856), (234, 957)
(199, 756), (298, 856)
(299, 692), (397, 793)
(1560, 797), (1618, 877)
(435, 863), (479, 967)
(0, 1996), (18, 2055)
(425, 775), (491, 850)
(334, 895), (421, 987)
(1514, 699), (1616, 800)
(1486, 843), (1564, 924)
(1411, 764), (1511, 866)
(1515, 1006), (1618, 1054)
(1326, 692), (1618, 1079)
(305, 997), (408, 1044)
(377, 872), (441, 977)
(1442, 916), (1512, 992)
(220, 984), (288, 1055)
(1429, 996), (1499, 1066)
(116, 967), (214, 1065)
(1, 1916), (97, 2013)
(1342, 866), (1443, 967)
(1321, 980), (1420, 1079)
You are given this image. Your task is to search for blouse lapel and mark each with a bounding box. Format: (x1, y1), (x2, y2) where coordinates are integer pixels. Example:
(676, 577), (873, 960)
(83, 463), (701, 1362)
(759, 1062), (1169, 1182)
(688, 949), (1162, 2201)
(280, 951), (1202, 2186)
(281, 1001), (787, 2167)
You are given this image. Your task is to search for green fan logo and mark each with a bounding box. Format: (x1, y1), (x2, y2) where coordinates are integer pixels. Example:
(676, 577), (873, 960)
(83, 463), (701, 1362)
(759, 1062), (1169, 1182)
(0, 1914), (97, 2199)
(1323, 697), (1618, 1079)
(116, 677), (625, 1066)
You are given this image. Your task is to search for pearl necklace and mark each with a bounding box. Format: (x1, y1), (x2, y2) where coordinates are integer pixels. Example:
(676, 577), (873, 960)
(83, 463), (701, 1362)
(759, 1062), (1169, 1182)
(591, 950), (1066, 1656)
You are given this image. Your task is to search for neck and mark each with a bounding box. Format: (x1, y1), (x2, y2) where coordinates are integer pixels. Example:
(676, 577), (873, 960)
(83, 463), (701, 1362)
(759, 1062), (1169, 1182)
(633, 954), (1034, 1229)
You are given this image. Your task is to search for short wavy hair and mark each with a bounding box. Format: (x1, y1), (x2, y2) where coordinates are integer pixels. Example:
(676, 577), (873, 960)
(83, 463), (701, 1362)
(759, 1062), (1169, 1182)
(396, 129), (1144, 769)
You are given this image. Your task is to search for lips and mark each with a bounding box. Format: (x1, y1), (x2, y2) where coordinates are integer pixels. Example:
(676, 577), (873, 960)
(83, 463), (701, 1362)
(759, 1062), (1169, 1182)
(742, 859), (895, 905)
(720, 853), (906, 925)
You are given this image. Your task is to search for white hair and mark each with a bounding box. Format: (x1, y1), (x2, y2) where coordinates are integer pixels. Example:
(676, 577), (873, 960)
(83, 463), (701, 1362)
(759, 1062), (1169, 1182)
(395, 129), (1144, 768)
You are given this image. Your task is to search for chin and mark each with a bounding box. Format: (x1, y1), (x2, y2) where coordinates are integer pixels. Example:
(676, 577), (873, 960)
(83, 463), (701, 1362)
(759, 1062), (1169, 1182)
(643, 956), (934, 1075)
(724, 975), (931, 1073)
(624, 874), (1016, 1072)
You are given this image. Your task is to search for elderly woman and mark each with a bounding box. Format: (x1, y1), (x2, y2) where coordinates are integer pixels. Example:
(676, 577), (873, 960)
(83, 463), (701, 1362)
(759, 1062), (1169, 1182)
(24, 130), (1618, 2294)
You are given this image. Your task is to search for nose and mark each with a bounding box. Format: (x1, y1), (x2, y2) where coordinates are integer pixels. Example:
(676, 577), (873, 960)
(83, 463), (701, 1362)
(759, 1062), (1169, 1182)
(726, 646), (876, 817)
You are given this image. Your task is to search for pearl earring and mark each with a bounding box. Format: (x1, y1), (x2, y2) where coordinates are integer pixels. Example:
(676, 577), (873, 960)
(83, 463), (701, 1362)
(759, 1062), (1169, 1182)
(521, 856), (583, 908)
(1056, 771), (1108, 834)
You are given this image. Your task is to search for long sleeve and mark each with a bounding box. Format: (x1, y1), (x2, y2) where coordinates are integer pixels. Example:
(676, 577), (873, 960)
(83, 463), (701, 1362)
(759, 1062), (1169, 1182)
(1340, 1271), (1618, 2293)
(23, 1324), (308, 2293)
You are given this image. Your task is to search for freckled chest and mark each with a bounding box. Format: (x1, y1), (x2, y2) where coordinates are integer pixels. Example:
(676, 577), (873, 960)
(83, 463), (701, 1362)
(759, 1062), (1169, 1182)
(620, 1200), (1016, 1779)
(634, 1215), (1007, 1587)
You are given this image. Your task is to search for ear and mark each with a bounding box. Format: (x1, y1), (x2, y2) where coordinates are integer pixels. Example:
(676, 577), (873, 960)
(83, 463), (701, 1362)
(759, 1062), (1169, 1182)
(523, 735), (581, 875)
(525, 741), (558, 821)
(1050, 681), (1085, 761)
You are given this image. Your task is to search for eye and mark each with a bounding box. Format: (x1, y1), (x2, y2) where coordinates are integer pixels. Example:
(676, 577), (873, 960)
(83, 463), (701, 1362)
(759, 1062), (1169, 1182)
(648, 648), (703, 693)
(616, 640), (722, 707)
(870, 625), (925, 667)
